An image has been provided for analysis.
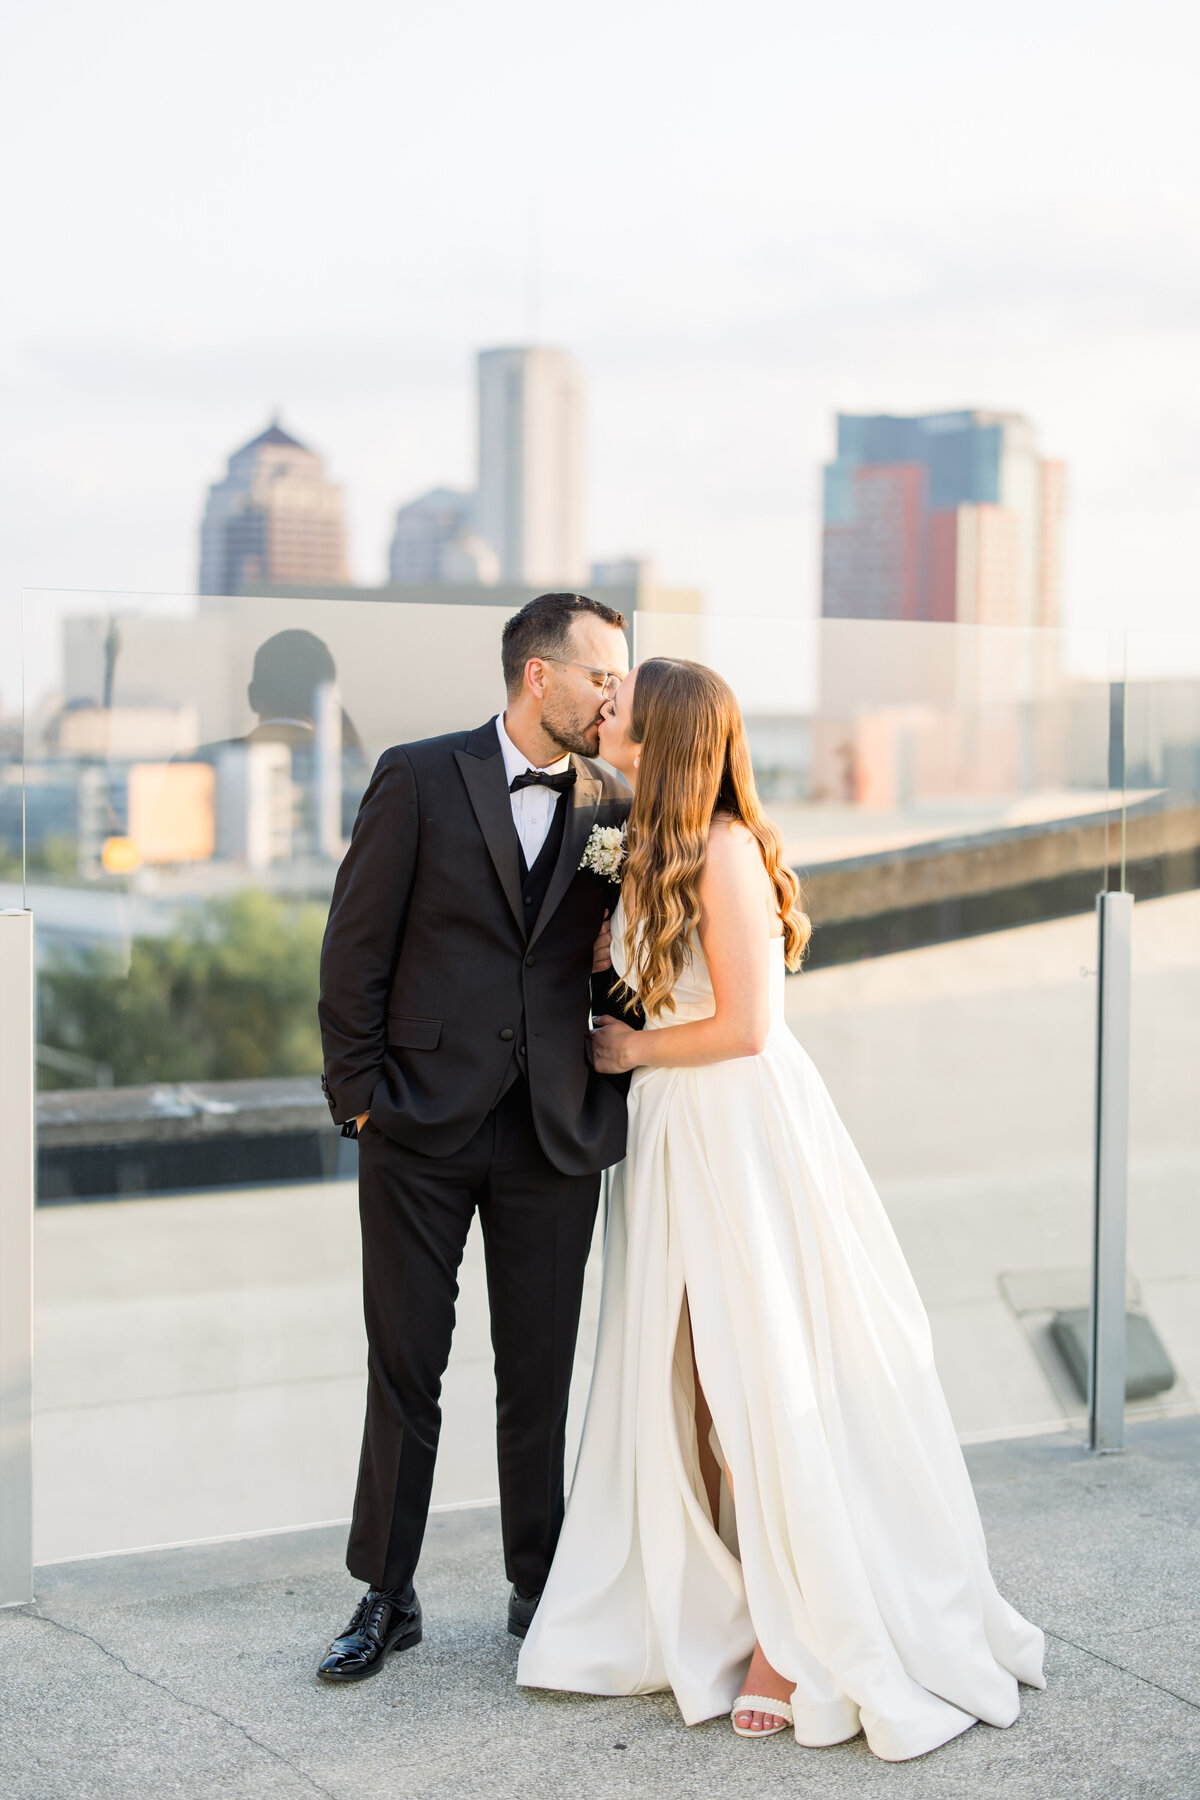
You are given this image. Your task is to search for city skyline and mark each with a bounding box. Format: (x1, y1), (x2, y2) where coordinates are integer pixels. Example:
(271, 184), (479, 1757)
(201, 341), (596, 595)
(3, 0), (1198, 657)
(199, 388), (1069, 629)
(198, 388), (1068, 625)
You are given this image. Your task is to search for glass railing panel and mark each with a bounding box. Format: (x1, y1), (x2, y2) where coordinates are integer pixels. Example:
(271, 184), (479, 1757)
(26, 591), (1148, 1564)
(1, 584), (25, 903)
(634, 611), (1118, 1443)
(25, 587), (516, 1562)
(1124, 628), (1200, 1424)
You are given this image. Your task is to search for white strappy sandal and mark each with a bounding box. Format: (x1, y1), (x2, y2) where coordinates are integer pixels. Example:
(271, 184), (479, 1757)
(730, 1692), (794, 1738)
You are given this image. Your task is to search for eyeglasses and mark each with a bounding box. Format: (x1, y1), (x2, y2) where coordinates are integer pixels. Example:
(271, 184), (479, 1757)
(543, 657), (625, 695)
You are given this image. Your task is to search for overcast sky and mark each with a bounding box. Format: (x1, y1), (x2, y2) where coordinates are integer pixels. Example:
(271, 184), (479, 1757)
(3, 0), (1198, 676)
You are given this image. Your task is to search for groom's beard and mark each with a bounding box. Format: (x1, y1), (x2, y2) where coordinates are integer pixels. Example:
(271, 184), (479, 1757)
(541, 689), (606, 758)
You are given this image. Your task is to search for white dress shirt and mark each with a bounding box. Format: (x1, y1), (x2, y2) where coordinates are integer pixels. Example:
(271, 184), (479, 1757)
(495, 713), (571, 869)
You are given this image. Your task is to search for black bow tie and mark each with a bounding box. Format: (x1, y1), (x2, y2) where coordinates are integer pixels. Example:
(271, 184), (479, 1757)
(510, 767), (576, 795)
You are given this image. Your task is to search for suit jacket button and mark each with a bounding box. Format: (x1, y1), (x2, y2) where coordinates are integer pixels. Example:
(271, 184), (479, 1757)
(499, 1028), (514, 1041)
(525, 954), (534, 967)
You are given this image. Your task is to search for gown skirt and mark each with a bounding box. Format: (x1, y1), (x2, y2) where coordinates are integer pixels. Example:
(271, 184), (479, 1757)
(516, 918), (1045, 1762)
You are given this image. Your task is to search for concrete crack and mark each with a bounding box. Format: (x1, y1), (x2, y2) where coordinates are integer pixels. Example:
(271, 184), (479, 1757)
(1044, 1626), (1200, 1713)
(21, 1608), (340, 1799)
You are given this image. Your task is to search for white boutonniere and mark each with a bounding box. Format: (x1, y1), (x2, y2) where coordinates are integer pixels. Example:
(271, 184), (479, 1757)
(579, 822), (625, 881)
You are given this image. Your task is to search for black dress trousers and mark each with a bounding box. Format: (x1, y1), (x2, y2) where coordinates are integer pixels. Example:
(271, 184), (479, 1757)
(347, 1072), (600, 1598)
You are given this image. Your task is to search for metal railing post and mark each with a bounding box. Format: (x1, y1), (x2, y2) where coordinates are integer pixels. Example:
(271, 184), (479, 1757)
(1089, 889), (1132, 1453)
(0, 909), (34, 1602)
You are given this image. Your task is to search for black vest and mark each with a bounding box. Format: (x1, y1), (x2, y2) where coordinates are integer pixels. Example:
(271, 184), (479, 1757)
(517, 793), (569, 935)
(492, 795), (570, 1107)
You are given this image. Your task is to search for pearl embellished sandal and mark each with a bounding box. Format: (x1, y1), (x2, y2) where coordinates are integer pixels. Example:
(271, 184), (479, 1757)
(730, 1692), (794, 1738)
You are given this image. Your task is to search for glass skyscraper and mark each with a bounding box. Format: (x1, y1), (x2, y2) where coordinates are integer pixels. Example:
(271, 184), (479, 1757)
(821, 409), (1064, 629)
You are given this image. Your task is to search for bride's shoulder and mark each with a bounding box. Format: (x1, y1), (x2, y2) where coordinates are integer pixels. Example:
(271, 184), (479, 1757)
(706, 813), (758, 858)
(701, 814), (765, 895)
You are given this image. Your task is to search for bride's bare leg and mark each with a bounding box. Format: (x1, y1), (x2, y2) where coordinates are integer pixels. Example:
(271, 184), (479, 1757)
(686, 1310), (791, 1735)
(686, 1307), (722, 1528)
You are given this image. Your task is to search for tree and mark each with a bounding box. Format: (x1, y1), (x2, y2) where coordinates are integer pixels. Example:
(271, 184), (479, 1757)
(38, 891), (327, 1088)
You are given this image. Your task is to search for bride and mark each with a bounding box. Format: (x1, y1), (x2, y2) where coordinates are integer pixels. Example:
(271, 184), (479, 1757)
(516, 657), (1045, 1761)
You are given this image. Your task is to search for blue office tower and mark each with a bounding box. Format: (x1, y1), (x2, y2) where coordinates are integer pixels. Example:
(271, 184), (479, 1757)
(821, 410), (1062, 629)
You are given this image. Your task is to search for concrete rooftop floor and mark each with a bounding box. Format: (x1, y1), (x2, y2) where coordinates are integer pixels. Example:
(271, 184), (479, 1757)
(3, 1415), (1199, 1800)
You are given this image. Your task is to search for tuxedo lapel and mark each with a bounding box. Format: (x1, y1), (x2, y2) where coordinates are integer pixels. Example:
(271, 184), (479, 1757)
(455, 724), (524, 931)
(528, 758), (602, 948)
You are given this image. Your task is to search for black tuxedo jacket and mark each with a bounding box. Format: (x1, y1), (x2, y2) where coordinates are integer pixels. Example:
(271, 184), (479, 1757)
(318, 718), (632, 1176)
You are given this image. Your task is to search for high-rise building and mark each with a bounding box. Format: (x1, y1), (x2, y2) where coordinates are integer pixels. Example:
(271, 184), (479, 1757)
(387, 487), (498, 586)
(476, 347), (585, 587)
(198, 419), (349, 596)
(591, 556), (654, 589)
(821, 410), (1064, 629)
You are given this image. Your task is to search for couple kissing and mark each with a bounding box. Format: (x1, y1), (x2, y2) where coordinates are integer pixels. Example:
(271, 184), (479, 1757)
(315, 591), (1045, 1761)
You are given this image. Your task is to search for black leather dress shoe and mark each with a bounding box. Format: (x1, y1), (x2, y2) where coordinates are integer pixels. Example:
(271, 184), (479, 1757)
(316, 1585), (422, 1682)
(507, 1585), (541, 1639)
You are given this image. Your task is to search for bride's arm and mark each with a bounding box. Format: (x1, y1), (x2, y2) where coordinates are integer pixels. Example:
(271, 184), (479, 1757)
(590, 820), (772, 1073)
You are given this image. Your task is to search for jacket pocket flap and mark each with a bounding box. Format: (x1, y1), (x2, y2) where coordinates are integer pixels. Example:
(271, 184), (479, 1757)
(386, 1015), (442, 1050)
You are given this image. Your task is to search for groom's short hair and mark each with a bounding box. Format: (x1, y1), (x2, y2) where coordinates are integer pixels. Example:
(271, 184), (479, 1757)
(501, 592), (627, 694)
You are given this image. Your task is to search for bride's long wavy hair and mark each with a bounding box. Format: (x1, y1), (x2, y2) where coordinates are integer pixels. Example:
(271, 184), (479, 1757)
(620, 658), (810, 1019)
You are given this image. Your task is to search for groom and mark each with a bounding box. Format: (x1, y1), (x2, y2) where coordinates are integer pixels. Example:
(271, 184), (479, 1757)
(315, 591), (633, 1682)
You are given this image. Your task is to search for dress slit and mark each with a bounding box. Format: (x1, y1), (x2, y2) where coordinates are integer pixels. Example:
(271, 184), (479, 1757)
(677, 1284), (737, 1551)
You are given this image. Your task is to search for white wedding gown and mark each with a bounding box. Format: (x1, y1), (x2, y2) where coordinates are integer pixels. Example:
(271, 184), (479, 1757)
(517, 901), (1045, 1761)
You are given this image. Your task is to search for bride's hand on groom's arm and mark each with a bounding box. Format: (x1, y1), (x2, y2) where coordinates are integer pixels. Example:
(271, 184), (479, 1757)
(589, 1014), (641, 1074)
